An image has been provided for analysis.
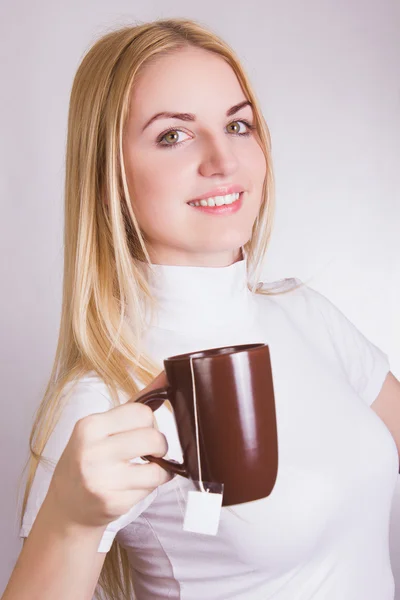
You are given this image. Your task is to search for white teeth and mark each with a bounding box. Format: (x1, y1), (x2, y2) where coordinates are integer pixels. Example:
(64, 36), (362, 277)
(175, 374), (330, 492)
(188, 192), (241, 207)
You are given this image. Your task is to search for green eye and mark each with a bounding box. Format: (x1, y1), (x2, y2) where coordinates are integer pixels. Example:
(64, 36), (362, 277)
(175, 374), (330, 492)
(164, 132), (178, 144)
(227, 121), (243, 134)
(156, 119), (256, 150)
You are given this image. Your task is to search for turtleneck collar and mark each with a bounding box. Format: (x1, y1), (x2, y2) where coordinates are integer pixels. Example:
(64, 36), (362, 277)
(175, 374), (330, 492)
(137, 252), (256, 335)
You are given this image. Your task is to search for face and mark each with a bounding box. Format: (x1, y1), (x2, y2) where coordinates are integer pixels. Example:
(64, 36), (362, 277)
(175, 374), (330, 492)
(122, 46), (267, 267)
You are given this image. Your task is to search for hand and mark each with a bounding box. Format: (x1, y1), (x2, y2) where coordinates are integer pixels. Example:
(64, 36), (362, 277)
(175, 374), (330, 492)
(47, 371), (172, 529)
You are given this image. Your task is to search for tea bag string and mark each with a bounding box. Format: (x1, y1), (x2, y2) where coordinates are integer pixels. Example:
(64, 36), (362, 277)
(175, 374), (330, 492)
(189, 356), (206, 493)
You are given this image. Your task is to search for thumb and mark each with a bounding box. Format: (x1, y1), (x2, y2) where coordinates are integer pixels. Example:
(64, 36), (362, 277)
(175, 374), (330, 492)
(129, 370), (168, 403)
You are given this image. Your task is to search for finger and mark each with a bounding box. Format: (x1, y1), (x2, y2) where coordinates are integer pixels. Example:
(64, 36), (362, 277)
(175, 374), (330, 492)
(128, 371), (168, 404)
(75, 402), (155, 440)
(100, 427), (169, 461)
(119, 461), (173, 492)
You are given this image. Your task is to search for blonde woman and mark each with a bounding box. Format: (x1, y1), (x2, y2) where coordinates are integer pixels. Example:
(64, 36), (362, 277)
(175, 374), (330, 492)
(3, 17), (400, 600)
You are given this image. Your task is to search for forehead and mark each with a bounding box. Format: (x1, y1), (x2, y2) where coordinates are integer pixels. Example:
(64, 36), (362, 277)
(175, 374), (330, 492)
(129, 47), (246, 120)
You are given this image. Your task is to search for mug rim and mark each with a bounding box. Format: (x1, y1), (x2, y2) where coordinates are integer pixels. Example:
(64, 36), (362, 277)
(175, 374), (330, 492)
(165, 342), (267, 363)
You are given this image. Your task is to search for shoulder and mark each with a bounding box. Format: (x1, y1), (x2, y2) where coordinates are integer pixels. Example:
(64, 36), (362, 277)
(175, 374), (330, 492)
(255, 277), (324, 310)
(61, 371), (130, 415)
(253, 277), (341, 336)
(35, 372), (130, 466)
(60, 372), (112, 414)
(51, 373), (113, 437)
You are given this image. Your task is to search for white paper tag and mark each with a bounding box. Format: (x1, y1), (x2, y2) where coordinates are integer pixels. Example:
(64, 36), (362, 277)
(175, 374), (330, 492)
(183, 490), (223, 535)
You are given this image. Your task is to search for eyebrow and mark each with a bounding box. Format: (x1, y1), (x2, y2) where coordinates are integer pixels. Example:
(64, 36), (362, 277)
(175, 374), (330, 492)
(141, 100), (253, 132)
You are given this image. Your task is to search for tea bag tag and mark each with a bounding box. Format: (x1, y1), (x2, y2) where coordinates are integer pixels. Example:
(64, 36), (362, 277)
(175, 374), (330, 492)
(182, 482), (223, 536)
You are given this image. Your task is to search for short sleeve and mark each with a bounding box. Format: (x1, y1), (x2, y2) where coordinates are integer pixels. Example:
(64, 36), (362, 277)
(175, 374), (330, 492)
(299, 281), (390, 406)
(20, 374), (158, 553)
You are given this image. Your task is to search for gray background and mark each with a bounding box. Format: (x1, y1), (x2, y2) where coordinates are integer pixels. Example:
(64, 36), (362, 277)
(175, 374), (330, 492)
(1, 0), (399, 595)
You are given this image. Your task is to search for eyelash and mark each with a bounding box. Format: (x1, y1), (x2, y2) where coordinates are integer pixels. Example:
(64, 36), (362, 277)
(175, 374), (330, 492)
(155, 119), (257, 150)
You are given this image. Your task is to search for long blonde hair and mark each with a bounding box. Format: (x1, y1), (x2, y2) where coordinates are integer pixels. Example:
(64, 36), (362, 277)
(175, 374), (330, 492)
(20, 17), (304, 600)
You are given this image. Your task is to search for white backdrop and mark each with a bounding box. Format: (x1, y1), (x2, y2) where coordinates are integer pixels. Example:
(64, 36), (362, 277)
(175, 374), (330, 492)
(1, 0), (399, 595)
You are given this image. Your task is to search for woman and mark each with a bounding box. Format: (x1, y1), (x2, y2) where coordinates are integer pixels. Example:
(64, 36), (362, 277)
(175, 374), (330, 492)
(3, 17), (400, 600)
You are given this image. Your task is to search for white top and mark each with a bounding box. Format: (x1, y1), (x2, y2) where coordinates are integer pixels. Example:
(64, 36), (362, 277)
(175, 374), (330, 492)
(20, 257), (399, 599)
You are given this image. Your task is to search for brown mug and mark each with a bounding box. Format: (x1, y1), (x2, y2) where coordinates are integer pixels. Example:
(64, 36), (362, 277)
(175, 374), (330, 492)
(136, 343), (278, 506)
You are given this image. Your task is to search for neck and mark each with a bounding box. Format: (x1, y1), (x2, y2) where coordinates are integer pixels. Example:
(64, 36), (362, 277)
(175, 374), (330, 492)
(136, 251), (254, 335)
(144, 246), (245, 268)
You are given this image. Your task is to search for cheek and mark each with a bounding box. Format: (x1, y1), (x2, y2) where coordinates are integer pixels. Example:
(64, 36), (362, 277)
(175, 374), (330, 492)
(129, 160), (169, 198)
(247, 143), (267, 186)
(125, 157), (186, 238)
(126, 154), (177, 213)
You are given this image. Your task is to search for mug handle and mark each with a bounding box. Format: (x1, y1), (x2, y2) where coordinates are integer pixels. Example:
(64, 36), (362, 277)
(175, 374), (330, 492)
(135, 386), (189, 478)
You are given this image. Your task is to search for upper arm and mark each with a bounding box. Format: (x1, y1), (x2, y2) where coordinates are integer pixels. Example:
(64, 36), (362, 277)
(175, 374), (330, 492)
(371, 371), (400, 467)
(93, 551), (107, 579)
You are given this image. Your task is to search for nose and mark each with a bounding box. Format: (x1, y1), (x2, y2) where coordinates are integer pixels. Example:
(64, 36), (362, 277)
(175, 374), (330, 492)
(198, 133), (239, 178)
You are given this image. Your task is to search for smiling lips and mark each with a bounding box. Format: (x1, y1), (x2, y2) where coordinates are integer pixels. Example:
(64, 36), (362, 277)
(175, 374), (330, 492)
(187, 192), (244, 215)
(188, 191), (241, 208)
(188, 184), (245, 203)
